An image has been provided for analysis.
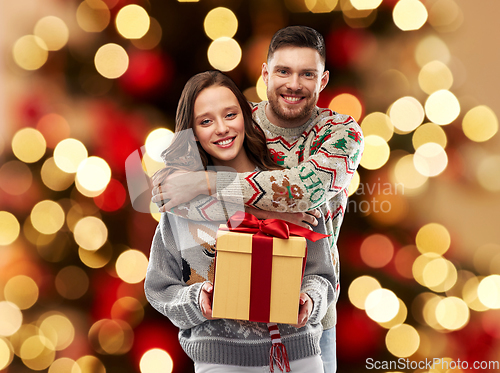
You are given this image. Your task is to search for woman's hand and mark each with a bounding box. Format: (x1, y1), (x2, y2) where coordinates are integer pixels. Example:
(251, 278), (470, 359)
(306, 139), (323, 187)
(151, 171), (208, 212)
(292, 293), (313, 328)
(199, 282), (215, 320)
(244, 207), (321, 230)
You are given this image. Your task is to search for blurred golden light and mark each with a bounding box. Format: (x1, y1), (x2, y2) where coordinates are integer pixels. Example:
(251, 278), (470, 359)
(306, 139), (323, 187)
(204, 7), (238, 40)
(140, 349), (174, 373)
(41, 158), (75, 191)
(0, 337), (14, 370)
(463, 276), (489, 312)
(359, 135), (390, 170)
(413, 253), (440, 286)
(12, 35), (48, 70)
(116, 4), (150, 39)
(36, 232), (69, 263)
(360, 112), (394, 142)
(54, 138), (88, 173)
(256, 76), (268, 101)
(379, 298), (407, 329)
(348, 276), (381, 310)
(476, 155), (500, 192)
(0, 211), (20, 246)
(207, 37), (242, 72)
(20, 335), (55, 370)
(74, 216), (108, 252)
(385, 324), (419, 357)
(178, 0), (199, 2)
(116, 249), (149, 284)
(131, 17), (162, 50)
(462, 105), (498, 142)
(389, 96), (424, 133)
(94, 43), (129, 79)
(365, 288), (400, 323)
(4, 275), (39, 310)
(347, 170), (360, 197)
(351, 0), (382, 10)
(418, 61), (453, 95)
(36, 114), (71, 149)
(141, 152), (165, 178)
(150, 201), (162, 222)
(0, 160), (33, 195)
(284, 0), (310, 12)
(413, 142), (448, 177)
(0, 302), (23, 337)
(343, 7), (377, 29)
(111, 297), (144, 327)
(415, 223), (450, 255)
(393, 0), (428, 31)
(79, 243), (113, 269)
(76, 0), (110, 33)
(394, 245), (419, 279)
(305, 0), (339, 13)
(34, 16), (69, 51)
(435, 297), (469, 330)
(145, 128), (174, 163)
(422, 257), (457, 292)
(428, 0), (463, 32)
(31, 200), (65, 235)
(9, 324), (39, 356)
(75, 355), (106, 373)
(12, 128), (46, 163)
(478, 275), (500, 309)
(97, 319), (133, 355)
(66, 201), (100, 232)
(76, 156), (111, 195)
(328, 93), (362, 122)
(393, 154), (428, 192)
(425, 90), (460, 125)
(415, 293), (442, 329)
(39, 313), (75, 351)
(415, 35), (450, 67)
(48, 357), (78, 373)
(474, 243), (500, 275)
(360, 234), (394, 268)
(412, 122), (447, 151)
(55, 266), (89, 300)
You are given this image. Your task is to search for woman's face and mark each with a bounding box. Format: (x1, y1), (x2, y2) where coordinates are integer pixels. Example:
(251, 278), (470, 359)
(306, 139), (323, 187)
(193, 85), (248, 168)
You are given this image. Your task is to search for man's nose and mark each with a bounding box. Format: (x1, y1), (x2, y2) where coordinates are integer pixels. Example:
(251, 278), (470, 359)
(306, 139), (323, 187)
(286, 74), (302, 91)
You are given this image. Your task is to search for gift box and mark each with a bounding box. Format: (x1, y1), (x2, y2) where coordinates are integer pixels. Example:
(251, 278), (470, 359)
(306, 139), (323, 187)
(211, 212), (328, 325)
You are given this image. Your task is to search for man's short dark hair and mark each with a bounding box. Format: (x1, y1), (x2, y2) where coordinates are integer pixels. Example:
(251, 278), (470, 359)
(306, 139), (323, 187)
(267, 26), (326, 65)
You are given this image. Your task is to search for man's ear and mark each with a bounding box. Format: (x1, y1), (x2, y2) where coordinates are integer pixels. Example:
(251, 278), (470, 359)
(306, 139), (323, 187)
(261, 63), (269, 86)
(320, 70), (330, 92)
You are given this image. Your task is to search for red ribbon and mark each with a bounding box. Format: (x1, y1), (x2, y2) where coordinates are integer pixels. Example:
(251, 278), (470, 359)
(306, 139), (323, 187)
(219, 212), (329, 323)
(224, 211), (330, 242)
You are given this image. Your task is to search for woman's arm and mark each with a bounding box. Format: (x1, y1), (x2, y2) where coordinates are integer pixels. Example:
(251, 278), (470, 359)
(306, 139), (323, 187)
(144, 215), (209, 329)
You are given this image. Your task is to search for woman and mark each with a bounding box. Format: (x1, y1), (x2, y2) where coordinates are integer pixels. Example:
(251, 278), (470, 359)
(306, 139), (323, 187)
(145, 71), (335, 373)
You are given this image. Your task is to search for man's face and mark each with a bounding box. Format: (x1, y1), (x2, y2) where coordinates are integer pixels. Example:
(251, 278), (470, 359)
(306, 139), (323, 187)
(262, 46), (329, 128)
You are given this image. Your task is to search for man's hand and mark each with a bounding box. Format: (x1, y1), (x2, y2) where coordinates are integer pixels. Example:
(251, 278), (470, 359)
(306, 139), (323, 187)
(292, 293), (313, 328)
(199, 282), (215, 320)
(151, 171), (209, 212)
(245, 207), (321, 230)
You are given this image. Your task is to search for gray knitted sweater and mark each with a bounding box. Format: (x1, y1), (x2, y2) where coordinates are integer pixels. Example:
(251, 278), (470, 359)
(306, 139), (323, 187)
(144, 211), (335, 367)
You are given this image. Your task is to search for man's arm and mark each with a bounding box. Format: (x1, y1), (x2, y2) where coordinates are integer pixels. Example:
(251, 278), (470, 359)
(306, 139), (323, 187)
(216, 120), (363, 212)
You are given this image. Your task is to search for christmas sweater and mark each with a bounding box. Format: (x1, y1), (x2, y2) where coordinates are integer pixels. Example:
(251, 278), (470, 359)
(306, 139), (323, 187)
(163, 102), (363, 328)
(144, 212), (335, 367)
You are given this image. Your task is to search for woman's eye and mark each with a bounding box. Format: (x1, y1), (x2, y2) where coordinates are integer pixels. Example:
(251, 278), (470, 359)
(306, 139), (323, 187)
(226, 113), (237, 119)
(200, 119), (211, 125)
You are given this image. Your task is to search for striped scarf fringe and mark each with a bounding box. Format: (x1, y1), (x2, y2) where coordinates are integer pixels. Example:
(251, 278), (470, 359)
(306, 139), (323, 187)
(267, 323), (291, 372)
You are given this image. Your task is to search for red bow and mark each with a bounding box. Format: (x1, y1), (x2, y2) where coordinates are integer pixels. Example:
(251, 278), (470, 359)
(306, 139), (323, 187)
(225, 211), (329, 242)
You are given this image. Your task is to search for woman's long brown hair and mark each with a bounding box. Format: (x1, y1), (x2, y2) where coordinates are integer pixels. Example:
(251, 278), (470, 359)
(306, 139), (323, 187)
(160, 70), (282, 176)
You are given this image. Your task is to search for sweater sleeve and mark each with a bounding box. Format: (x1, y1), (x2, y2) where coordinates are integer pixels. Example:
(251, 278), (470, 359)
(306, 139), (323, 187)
(144, 214), (209, 329)
(164, 194), (244, 222)
(299, 215), (337, 325)
(216, 119), (364, 212)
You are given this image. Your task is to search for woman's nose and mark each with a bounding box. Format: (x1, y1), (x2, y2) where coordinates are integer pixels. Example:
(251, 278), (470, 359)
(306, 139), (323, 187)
(214, 119), (229, 135)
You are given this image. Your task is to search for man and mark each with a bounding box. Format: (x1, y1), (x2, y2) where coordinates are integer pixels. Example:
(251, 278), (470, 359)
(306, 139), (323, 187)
(153, 26), (364, 373)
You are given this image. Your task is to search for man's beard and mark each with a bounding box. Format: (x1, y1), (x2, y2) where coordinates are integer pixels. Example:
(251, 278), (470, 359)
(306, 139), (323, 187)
(267, 90), (316, 124)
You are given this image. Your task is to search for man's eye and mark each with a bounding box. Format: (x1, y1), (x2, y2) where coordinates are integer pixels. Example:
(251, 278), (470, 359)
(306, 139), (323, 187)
(304, 72), (315, 78)
(278, 70), (287, 75)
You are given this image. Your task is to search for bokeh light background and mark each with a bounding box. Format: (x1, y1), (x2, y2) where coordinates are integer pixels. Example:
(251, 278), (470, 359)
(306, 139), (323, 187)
(1, 0), (500, 372)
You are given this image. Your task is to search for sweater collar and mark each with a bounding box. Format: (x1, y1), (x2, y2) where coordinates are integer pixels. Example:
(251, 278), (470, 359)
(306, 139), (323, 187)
(255, 101), (319, 137)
